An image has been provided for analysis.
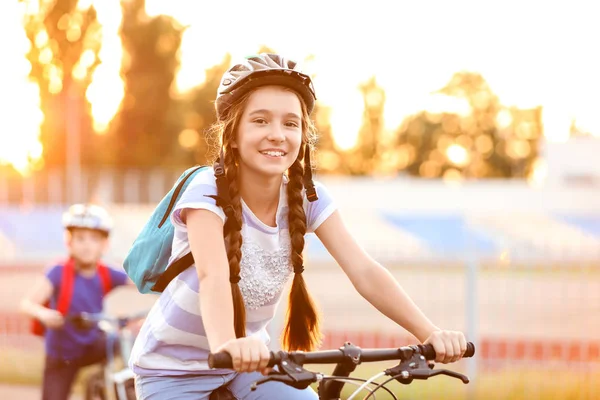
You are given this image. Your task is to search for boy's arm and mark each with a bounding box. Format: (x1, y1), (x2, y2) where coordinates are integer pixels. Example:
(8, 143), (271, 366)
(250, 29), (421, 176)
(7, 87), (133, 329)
(20, 276), (54, 319)
(114, 269), (135, 286)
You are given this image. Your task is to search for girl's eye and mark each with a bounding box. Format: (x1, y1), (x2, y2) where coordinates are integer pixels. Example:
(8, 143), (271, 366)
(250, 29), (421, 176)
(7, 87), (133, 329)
(285, 121), (300, 128)
(253, 118), (267, 124)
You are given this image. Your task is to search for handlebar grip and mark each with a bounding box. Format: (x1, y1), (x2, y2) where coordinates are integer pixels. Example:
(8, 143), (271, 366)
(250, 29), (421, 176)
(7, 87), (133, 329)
(208, 352), (232, 369)
(422, 341), (475, 360)
(208, 352), (279, 369)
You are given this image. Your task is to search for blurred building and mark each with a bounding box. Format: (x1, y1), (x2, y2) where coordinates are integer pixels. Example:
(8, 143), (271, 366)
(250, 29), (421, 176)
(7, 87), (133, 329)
(542, 137), (600, 188)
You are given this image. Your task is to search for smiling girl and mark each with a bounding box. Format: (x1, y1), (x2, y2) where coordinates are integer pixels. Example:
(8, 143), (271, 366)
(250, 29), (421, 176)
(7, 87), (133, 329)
(130, 53), (467, 399)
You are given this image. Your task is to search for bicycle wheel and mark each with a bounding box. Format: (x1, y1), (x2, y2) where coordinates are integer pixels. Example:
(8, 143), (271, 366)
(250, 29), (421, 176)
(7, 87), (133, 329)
(85, 370), (106, 400)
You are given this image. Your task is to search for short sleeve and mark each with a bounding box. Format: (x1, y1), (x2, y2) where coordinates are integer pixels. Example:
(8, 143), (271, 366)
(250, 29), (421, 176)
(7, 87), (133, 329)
(45, 265), (62, 294)
(108, 267), (129, 288)
(170, 168), (226, 232)
(305, 181), (337, 233)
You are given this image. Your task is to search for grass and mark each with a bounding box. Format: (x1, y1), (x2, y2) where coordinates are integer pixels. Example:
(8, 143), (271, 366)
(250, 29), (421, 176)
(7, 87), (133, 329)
(2, 349), (598, 399)
(307, 361), (600, 400)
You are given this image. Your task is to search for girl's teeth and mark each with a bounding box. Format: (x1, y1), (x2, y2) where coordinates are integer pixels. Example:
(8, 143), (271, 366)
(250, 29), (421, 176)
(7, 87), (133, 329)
(263, 151), (283, 157)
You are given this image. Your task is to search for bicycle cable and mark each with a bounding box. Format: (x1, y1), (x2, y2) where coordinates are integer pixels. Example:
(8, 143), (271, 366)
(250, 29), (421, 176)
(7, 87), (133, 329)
(363, 374), (403, 400)
(321, 375), (397, 400)
(346, 371), (387, 400)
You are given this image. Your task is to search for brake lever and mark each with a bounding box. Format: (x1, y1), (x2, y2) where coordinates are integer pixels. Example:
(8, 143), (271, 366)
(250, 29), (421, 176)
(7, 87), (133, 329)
(251, 352), (320, 390)
(250, 375), (293, 391)
(385, 352), (469, 384)
(410, 368), (470, 383)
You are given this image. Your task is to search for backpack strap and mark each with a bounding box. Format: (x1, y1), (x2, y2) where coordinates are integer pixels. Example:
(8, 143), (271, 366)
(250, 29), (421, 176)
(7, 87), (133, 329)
(204, 150), (241, 233)
(151, 252), (194, 293)
(57, 258), (76, 315)
(152, 154), (239, 293)
(97, 263), (112, 295)
(303, 144), (318, 202)
(158, 165), (207, 228)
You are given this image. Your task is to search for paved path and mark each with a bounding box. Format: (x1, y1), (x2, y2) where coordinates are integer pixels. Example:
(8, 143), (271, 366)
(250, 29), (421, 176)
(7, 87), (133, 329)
(0, 384), (81, 400)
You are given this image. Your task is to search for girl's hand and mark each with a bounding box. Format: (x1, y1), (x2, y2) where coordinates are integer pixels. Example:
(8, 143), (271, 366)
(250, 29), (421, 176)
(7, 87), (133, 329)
(424, 329), (468, 364)
(216, 337), (271, 374)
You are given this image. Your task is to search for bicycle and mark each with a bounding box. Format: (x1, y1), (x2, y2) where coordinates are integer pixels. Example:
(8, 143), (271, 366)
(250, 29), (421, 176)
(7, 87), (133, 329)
(208, 340), (476, 400)
(69, 310), (148, 400)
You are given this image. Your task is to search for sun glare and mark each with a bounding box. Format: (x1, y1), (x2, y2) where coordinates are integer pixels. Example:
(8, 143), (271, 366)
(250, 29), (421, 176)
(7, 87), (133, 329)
(0, 2), (44, 175)
(85, 0), (125, 134)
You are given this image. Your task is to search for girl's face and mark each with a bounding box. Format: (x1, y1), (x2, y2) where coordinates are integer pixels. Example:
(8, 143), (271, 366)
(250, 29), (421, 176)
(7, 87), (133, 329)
(66, 228), (108, 266)
(233, 86), (304, 178)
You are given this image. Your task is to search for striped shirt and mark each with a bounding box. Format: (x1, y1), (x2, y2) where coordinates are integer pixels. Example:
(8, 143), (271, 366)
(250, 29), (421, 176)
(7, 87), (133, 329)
(130, 167), (336, 376)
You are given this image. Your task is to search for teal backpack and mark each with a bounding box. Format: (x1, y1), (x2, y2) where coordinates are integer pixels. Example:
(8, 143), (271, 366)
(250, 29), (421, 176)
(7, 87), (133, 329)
(123, 159), (236, 294)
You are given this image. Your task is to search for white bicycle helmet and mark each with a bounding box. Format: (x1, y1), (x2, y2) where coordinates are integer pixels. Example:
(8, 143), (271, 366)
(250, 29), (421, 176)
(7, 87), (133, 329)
(62, 204), (112, 235)
(215, 53), (317, 120)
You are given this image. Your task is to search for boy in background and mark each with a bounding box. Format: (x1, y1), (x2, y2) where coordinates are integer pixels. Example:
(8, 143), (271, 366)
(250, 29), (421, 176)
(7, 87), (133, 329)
(20, 204), (130, 400)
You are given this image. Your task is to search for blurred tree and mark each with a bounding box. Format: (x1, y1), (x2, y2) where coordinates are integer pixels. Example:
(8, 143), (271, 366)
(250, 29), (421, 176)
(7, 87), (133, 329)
(395, 72), (541, 179)
(312, 102), (345, 174)
(502, 106), (542, 178)
(437, 71), (512, 178)
(101, 0), (183, 167)
(300, 53), (344, 175)
(22, 0), (101, 168)
(344, 77), (386, 175)
(176, 55), (232, 165)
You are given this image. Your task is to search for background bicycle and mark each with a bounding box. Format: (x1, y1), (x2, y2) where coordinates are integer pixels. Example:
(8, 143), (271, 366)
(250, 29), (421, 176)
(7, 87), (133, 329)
(68, 310), (148, 400)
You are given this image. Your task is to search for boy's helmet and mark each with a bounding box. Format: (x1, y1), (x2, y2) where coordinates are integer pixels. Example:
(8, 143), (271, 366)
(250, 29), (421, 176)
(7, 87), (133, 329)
(62, 204), (112, 235)
(215, 53), (316, 120)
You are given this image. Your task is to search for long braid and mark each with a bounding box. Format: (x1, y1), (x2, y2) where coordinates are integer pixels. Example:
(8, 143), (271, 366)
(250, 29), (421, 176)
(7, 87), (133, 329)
(282, 145), (321, 351)
(221, 143), (246, 338)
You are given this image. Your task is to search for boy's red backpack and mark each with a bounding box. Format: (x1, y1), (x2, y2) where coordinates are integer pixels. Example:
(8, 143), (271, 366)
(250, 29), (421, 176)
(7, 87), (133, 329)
(31, 258), (112, 337)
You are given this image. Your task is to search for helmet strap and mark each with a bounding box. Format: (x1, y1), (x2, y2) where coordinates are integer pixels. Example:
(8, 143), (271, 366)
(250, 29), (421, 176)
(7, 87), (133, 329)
(302, 144), (318, 202)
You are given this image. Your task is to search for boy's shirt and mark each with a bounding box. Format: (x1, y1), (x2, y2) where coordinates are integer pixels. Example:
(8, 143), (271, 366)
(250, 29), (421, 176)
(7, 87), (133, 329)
(44, 263), (129, 360)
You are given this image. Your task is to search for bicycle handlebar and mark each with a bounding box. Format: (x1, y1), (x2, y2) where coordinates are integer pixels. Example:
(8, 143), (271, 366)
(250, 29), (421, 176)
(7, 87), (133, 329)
(66, 310), (149, 330)
(208, 342), (475, 369)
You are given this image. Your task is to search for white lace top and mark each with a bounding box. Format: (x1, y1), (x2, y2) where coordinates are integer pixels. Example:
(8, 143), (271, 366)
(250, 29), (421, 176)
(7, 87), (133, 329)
(129, 167), (336, 376)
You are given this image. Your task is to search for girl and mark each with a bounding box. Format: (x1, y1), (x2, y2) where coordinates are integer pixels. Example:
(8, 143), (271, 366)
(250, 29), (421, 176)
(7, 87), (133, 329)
(130, 53), (467, 399)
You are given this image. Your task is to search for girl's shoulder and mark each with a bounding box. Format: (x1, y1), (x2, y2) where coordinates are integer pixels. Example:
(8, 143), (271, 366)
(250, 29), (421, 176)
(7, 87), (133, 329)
(185, 166), (218, 188)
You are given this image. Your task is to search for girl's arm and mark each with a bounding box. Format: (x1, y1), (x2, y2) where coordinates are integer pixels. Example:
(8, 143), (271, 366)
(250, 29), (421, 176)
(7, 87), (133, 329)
(184, 208), (237, 352)
(315, 210), (467, 363)
(314, 211), (439, 342)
